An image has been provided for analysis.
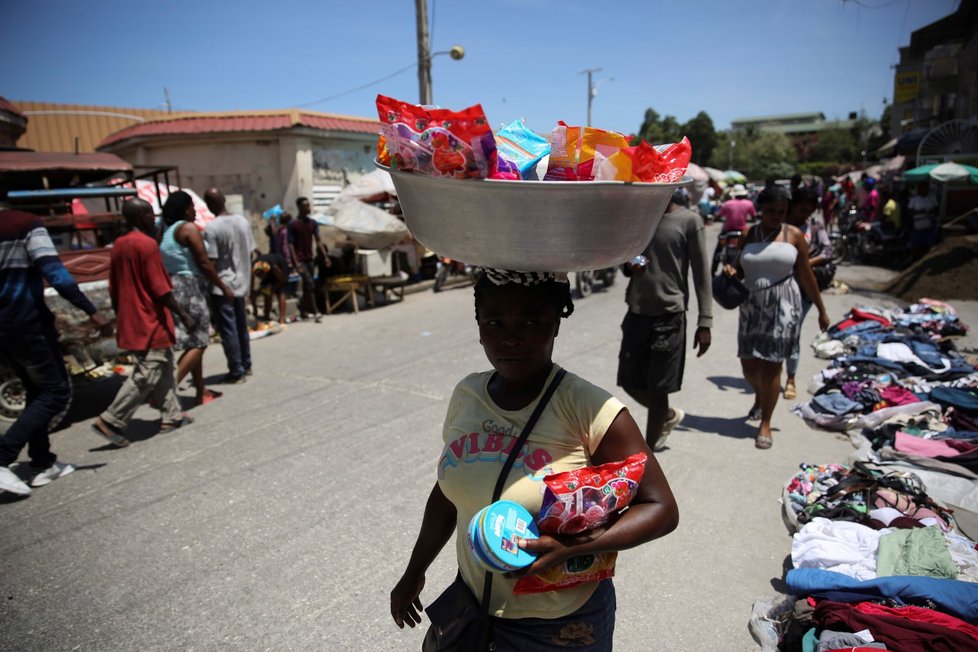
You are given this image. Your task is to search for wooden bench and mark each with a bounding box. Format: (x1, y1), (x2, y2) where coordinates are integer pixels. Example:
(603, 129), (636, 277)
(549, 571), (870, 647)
(323, 275), (374, 315)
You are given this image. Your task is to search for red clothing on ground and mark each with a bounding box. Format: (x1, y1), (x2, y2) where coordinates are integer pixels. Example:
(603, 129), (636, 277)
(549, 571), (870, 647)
(718, 198), (756, 232)
(109, 229), (175, 351)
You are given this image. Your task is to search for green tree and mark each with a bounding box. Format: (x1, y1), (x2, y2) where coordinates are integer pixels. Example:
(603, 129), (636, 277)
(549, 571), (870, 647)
(634, 108), (663, 144)
(810, 127), (858, 162)
(681, 111), (717, 166)
(711, 131), (796, 180)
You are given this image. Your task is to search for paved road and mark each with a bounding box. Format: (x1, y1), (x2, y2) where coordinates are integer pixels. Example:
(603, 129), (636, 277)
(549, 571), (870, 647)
(3, 225), (976, 651)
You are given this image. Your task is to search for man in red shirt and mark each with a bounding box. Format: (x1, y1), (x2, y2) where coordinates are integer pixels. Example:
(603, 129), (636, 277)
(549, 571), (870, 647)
(91, 199), (195, 447)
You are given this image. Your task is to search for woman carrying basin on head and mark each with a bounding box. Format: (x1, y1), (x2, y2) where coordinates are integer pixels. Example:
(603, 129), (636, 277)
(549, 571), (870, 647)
(390, 270), (678, 651)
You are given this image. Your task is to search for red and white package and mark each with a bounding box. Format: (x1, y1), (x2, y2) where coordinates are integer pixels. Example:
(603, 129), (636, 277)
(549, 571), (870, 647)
(536, 452), (647, 535)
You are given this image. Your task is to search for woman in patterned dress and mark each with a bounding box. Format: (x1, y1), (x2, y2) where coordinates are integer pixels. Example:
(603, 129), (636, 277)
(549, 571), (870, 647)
(722, 186), (829, 449)
(159, 192), (233, 405)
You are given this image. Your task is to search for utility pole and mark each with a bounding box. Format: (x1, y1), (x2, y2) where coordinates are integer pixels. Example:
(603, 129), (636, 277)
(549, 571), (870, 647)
(163, 87), (172, 113)
(415, 0), (432, 105)
(579, 67), (602, 127)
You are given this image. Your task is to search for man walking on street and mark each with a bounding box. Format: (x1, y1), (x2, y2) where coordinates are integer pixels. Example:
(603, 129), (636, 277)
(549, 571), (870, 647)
(0, 186), (113, 495)
(204, 188), (256, 383)
(92, 199), (195, 448)
(617, 191), (713, 451)
(288, 196), (329, 322)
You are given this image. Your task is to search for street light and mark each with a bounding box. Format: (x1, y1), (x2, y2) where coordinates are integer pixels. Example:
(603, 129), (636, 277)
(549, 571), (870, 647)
(415, 0), (464, 105)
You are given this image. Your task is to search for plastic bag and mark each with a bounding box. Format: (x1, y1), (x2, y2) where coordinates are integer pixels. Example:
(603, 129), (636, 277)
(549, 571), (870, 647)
(375, 94), (497, 179)
(545, 122), (691, 182)
(494, 120), (551, 179)
(536, 452), (647, 535)
(748, 594), (796, 651)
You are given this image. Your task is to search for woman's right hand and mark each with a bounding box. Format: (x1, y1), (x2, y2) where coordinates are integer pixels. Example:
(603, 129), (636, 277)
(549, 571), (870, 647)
(390, 570), (426, 629)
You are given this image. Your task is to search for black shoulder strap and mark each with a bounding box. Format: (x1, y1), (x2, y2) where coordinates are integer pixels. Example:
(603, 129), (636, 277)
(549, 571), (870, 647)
(480, 367), (568, 615)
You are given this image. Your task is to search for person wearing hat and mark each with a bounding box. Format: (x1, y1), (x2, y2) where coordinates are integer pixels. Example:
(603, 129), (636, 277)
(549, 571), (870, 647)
(718, 183), (756, 234)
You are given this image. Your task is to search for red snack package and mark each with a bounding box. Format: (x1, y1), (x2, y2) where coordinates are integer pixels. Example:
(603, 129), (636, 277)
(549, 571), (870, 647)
(375, 94), (497, 179)
(598, 137), (692, 183)
(537, 452), (647, 535)
(513, 453), (647, 594)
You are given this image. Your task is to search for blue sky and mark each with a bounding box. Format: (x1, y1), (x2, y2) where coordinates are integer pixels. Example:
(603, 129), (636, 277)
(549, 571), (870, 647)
(0, 0), (959, 136)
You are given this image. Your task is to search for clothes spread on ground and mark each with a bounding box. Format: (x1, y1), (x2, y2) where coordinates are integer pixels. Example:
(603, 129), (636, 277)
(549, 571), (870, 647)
(755, 299), (978, 651)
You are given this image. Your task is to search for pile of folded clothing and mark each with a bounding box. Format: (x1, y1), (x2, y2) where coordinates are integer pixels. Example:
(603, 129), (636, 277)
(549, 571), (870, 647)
(751, 461), (978, 650)
(750, 298), (978, 650)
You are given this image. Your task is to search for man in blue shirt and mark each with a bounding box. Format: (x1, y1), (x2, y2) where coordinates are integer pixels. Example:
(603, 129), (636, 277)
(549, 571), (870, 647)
(0, 187), (111, 496)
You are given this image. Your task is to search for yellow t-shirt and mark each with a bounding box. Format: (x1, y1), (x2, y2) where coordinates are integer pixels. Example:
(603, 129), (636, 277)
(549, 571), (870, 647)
(883, 198), (902, 229)
(437, 365), (626, 619)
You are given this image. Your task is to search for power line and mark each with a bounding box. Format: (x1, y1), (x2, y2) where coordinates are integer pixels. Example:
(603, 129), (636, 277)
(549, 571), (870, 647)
(293, 62), (418, 108)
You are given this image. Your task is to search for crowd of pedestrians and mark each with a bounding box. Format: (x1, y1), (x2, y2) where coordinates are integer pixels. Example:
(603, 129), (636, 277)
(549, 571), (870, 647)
(0, 187), (258, 495)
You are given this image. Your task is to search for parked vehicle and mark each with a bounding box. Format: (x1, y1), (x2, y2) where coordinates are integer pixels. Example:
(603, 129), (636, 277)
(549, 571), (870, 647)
(575, 267), (616, 298)
(0, 151), (180, 432)
(829, 204), (914, 268)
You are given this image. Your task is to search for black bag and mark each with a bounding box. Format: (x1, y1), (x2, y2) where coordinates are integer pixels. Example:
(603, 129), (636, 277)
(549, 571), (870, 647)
(712, 272), (749, 310)
(422, 368), (568, 652)
(813, 261), (836, 291)
(421, 576), (488, 652)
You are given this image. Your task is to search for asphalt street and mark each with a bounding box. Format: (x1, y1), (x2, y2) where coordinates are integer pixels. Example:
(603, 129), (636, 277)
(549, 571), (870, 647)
(2, 225), (976, 651)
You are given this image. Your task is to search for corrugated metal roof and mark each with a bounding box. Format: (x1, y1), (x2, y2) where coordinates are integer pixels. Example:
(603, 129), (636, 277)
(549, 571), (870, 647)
(14, 101), (174, 153)
(731, 112), (827, 125)
(0, 97), (24, 117)
(0, 151), (132, 173)
(98, 109), (380, 148)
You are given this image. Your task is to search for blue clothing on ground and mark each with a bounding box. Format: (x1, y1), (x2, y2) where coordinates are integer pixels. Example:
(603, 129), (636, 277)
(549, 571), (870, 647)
(785, 567), (978, 623)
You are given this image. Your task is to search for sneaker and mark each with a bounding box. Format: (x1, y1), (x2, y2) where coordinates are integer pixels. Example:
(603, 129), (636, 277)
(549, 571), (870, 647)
(223, 373), (247, 384)
(30, 461), (76, 487)
(654, 408), (685, 451)
(0, 466), (32, 495)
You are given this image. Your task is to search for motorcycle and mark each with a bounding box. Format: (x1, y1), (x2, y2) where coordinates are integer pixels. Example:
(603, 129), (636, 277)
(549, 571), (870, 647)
(575, 267), (617, 298)
(433, 256), (479, 292)
(830, 204), (914, 268)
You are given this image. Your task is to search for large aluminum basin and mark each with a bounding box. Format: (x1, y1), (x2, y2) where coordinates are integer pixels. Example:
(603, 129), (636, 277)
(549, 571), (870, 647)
(380, 162), (692, 272)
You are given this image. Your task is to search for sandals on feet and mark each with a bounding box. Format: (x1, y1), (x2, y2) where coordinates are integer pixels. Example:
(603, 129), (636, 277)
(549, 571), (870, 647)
(755, 435), (773, 450)
(91, 419), (130, 447)
(784, 380), (797, 400)
(160, 415), (194, 432)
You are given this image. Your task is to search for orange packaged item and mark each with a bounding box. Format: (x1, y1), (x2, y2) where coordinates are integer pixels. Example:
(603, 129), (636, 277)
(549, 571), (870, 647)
(544, 123), (630, 182)
(375, 94), (497, 179)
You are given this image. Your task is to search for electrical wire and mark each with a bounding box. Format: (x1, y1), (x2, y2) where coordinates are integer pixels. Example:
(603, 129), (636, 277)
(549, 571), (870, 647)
(293, 62), (418, 108)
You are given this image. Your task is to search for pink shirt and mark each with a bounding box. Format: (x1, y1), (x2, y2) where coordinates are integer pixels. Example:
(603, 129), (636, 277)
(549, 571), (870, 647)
(718, 198), (756, 231)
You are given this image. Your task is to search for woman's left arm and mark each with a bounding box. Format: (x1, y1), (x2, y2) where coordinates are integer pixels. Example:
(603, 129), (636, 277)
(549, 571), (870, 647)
(510, 409), (679, 577)
(789, 226), (830, 331)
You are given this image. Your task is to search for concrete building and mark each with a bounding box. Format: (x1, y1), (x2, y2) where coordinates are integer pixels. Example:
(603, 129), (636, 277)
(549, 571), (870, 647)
(97, 109), (380, 218)
(730, 112), (857, 136)
(890, 0), (978, 136)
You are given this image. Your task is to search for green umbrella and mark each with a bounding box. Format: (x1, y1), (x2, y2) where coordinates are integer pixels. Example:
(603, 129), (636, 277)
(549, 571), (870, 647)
(724, 169), (747, 184)
(903, 161), (978, 184)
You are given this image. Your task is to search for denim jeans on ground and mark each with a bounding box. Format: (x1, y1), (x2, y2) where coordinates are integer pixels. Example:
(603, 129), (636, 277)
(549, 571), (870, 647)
(212, 295), (251, 377)
(488, 580), (616, 651)
(0, 330), (70, 468)
(100, 348), (182, 430)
